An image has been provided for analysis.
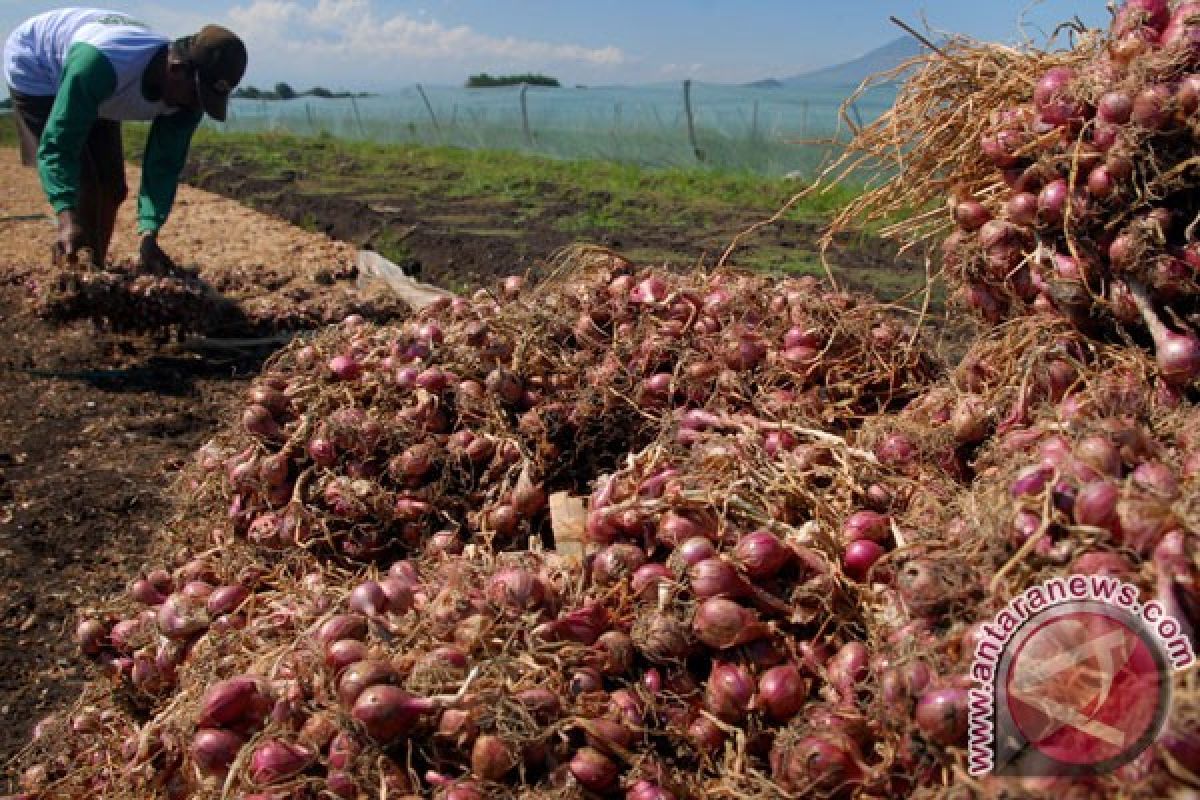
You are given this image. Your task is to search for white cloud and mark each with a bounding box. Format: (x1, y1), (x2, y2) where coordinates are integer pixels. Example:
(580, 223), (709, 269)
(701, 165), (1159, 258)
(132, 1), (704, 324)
(659, 62), (705, 78)
(228, 0), (626, 71)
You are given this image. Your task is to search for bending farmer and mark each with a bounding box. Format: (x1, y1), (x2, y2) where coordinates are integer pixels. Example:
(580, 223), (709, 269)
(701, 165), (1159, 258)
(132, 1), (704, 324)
(3, 9), (247, 270)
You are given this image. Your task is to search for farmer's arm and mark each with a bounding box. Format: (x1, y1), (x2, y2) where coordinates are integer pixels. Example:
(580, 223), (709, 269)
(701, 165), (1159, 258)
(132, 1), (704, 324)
(136, 108), (202, 235)
(36, 43), (117, 214)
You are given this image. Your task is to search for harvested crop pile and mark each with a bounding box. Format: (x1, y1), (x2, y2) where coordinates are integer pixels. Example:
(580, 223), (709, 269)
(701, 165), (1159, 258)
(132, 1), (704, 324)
(29, 260), (409, 339)
(2, 149), (408, 338)
(8, 3), (1200, 799)
(174, 246), (936, 566)
(33, 263), (225, 337)
(6, 239), (1198, 799)
(822, 0), (1200, 385)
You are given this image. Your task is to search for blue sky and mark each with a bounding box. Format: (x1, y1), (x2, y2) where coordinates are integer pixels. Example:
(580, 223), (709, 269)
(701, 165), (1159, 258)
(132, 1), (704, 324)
(2, 1), (1111, 90)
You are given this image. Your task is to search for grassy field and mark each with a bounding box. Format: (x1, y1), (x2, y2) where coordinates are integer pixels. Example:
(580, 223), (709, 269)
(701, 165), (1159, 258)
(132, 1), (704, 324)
(172, 127), (864, 226)
(3, 119), (932, 303)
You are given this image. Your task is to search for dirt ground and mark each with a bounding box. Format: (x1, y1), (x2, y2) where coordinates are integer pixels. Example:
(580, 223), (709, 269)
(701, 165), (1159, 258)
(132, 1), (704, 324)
(0, 143), (923, 775)
(179, 150), (924, 299)
(0, 146), (404, 771)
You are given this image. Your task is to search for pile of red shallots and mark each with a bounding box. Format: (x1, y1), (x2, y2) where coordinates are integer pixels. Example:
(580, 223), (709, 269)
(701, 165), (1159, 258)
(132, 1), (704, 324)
(5, 238), (1196, 799)
(30, 262), (409, 338)
(8, 2), (1200, 795)
(942, 0), (1200, 387)
(33, 267), (225, 337)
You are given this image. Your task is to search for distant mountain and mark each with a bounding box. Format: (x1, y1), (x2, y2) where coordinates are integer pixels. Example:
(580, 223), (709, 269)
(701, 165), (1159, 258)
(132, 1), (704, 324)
(773, 36), (926, 89)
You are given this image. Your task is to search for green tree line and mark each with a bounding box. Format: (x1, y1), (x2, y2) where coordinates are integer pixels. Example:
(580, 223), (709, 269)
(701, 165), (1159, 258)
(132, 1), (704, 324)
(465, 73), (560, 88)
(234, 83), (372, 101)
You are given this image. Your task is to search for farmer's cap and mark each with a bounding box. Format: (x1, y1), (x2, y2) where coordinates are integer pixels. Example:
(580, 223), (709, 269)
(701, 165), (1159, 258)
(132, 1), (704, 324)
(183, 25), (247, 121)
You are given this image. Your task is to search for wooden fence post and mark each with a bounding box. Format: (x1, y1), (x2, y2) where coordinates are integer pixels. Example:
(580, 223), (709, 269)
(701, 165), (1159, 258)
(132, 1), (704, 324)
(520, 83), (534, 146)
(416, 83), (442, 137)
(350, 95), (366, 138)
(683, 79), (704, 162)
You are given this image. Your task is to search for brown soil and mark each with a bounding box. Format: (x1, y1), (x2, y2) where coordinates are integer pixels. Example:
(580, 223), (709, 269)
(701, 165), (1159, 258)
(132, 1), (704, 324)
(179, 153), (922, 298)
(0, 146), (401, 773)
(0, 143), (922, 777)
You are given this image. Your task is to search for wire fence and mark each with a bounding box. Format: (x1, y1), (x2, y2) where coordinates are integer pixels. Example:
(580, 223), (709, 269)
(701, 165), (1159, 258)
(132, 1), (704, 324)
(207, 80), (898, 178)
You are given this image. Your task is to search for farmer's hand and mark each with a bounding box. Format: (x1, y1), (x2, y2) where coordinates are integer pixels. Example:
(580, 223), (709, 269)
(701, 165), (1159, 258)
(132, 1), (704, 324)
(55, 209), (86, 266)
(137, 233), (175, 274)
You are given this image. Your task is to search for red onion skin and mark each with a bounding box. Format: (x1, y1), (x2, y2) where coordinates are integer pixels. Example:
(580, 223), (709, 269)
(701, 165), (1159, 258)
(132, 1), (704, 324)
(1037, 179), (1069, 225)
(705, 661), (756, 722)
(352, 685), (437, 743)
(206, 584), (250, 617)
(953, 200), (991, 232)
(326, 771), (359, 798)
(673, 536), (717, 568)
(569, 747), (620, 793)
(592, 543), (649, 586)
(1097, 89), (1133, 125)
(1071, 551), (1133, 577)
(1132, 461), (1180, 499)
(316, 614), (368, 647)
(471, 734), (516, 782)
(874, 433), (916, 467)
(1073, 480), (1119, 531)
(630, 564), (672, 600)
(758, 664), (807, 722)
(192, 728), (246, 775)
(338, 660), (398, 707)
(250, 739), (313, 785)
(328, 732), (362, 771)
(328, 354), (362, 381)
(1130, 281), (1200, 385)
(827, 641), (869, 698)
(842, 539), (886, 582)
(1006, 192), (1038, 226)
(692, 597), (768, 649)
(242, 405), (281, 439)
(626, 780), (678, 800)
(533, 604), (607, 645)
(76, 619), (108, 655)
(771, 732), (864, 794)
(842, 510), (890, 544)
(1034, 66), (1082, 126)
(732, 530), (791, 579)
(687, 713), (727, 758)
(569, 667), (605, 696)
(348, 581), (389, 617)
(1132, 84), (1174, 130)
(584, 717), (637, 753)
(914, 688), (969, 746)
(325, 639), (369, 671)
(198, 676), (268, 729)
(515, 688), (562, 723)
(688, 558), (748, 599)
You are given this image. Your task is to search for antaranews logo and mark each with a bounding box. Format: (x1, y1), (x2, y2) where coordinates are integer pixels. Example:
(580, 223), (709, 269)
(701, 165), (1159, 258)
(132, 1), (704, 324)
(968, 574), (1195, 778)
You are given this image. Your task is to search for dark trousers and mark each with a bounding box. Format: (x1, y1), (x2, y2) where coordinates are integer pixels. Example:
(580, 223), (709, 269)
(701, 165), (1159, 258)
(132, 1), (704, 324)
(9, 88), (128, 262)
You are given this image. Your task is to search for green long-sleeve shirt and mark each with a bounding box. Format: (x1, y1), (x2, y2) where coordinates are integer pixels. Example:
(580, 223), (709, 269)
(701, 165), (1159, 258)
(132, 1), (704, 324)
(38, 41), (202, 233)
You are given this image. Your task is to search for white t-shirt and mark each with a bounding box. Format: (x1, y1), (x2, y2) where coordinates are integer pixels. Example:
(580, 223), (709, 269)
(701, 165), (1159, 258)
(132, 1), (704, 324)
(3, 7), (173, 120)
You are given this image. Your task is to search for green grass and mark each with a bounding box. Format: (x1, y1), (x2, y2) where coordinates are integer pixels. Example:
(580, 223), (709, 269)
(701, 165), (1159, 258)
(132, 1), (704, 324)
(3, 120), (930, 303)
(118, 126), (866, 229)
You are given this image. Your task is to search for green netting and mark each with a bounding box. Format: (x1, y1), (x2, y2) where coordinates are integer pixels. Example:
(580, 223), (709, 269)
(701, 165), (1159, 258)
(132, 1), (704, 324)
(207, 81), (897, 178)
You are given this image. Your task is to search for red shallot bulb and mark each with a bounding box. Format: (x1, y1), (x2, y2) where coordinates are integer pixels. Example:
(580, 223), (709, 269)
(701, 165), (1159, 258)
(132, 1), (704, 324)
(758, 664), (807, 722)
(915, 687), (969, 746)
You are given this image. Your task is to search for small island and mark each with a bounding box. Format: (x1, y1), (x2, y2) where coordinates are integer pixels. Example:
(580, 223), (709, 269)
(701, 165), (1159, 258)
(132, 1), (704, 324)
(233, 83), (373, 100)
(465, 73), (560, 88)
